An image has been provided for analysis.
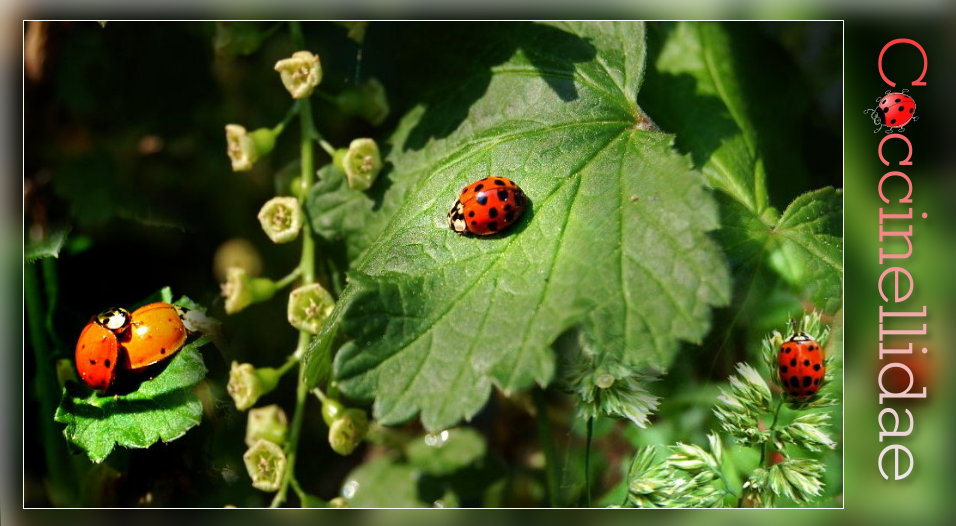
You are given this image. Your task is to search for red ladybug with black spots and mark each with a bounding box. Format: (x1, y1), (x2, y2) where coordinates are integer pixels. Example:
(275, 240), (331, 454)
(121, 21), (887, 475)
(448, 177), (527, 236)
(778, 332), (826, 401)
(865, 90), (918, 133)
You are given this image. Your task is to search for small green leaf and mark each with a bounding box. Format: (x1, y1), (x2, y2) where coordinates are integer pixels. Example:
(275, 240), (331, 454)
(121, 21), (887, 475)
(406, 427), (487, 475)
(768, 188), (843, 313)
(25, 228), (70, 262)
(54, 340), (209, 463)
(306, 164), (377, 261)
(316, 21), (730, 432)
(340, 456), (427, 508)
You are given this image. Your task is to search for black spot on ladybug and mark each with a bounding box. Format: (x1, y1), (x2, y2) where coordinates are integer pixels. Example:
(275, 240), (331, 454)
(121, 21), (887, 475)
(803, 376), (812, 387)
(814, 378), (820, 385)
(476, 193), (488, 205)
(910, 108), (914, 113)
(790, 358), (797, 367)
(494, 179), (506, 186)
(468, 211), (475, 218)
(104, 359), (112, 368)
(898, 105), (905, 111)
(505, 210), (515, 223)
(488, 207), (498, 218)
(487, 221), (498, 232)
(891, 118), (897, 124)
(808, 345), (816, 351)
(895, 98), (901, 103)
(789, 376), (799, 388)
(881, 106), (887, 113)
(471, 221), (478, 226)
(813, 363), (821, 371)
(782, 346), (791, 353)
(474, 184), (484, 192)
(160, 347), (166, 354)
(497, 190), (509, 201)
(804, 360), (810, 366)
(90, 359), (96, 365)
(780, 365), (788, 373)
(504, 204), (513, 211)
(515, 192), (526, 205)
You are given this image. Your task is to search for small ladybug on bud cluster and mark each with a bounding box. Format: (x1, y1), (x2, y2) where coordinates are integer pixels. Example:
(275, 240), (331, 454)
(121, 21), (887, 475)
(448, 177), (528, 236)
(777, 332), (826, 401)
(75, 302), (189, 392)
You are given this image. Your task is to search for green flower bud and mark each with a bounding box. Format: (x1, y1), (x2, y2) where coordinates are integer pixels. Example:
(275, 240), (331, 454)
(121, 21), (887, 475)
(328, 496), (349, 508)
(220, 266), (277, 314)
(341, 138), (383, 191)
(213, 238), (262, 282)
(245, 404), (289, 447)
(257, 196), (304, 244)
(335, 78), (389, 126)
(243, 439), (286, 492)
(335, 21), (368, 43)
(328, 408), (369, 456)
(227, 361), (282, 411)
(226, 124), (276, 172)
(287, 283), (334, 334)
(274, 50), (321, 99)
(57, 358), (79, 387)
(321, 397), (345, 427)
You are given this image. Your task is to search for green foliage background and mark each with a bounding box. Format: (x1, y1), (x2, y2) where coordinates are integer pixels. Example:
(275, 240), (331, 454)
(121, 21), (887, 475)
(24, 21), (841, 507)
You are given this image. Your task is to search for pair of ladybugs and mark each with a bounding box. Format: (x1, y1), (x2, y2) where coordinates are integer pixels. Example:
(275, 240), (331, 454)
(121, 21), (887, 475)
(75, 302), (188, 392)
(778, 332), (826, 401)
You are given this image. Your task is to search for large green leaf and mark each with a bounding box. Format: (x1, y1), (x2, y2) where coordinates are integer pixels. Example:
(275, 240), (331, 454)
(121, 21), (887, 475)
(309, 21), (731, 431)
(641, 22), (842, 312)
(54, 342), (208, 463)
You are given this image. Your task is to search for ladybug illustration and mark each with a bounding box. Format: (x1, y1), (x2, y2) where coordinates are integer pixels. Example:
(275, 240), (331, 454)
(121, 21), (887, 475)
(864, 90), (918, 133)
(777, 332), (826, 401)
(74, 302), (188, 392)
(448, 177), (528, 236)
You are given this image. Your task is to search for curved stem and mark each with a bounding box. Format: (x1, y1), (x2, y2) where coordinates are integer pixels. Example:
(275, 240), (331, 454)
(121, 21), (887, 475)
(274, 267), (302, 290)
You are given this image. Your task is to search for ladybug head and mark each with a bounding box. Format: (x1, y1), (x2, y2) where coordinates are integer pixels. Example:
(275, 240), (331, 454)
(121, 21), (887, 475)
(788, 332), (813, 343)
(96, 307), (131, 332)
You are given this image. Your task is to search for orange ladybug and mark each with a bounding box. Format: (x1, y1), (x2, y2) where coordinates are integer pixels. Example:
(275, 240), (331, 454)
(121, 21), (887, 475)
(74, 308), (127, 391)
(122, 302), (187, 370)
(74, 302), (188, 392)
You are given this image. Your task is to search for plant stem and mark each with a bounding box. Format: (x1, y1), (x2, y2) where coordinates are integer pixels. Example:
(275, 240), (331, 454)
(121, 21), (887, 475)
(272, 24), (318, 507)
(531, 389), (560, 508)
(762, 400), (785, 466)
(584, 416), (594, 508)
(275, 267), (303, 290)
(25, 262), (76, 505)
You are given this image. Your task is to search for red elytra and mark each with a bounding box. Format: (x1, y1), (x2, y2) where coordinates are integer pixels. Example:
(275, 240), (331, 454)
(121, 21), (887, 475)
(876, 92), (916, 129)
(74, 302), (188, 391)
(448, 177), (527, 236)
(777, 333), (826, 401)
(75, 321), (121, 391)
